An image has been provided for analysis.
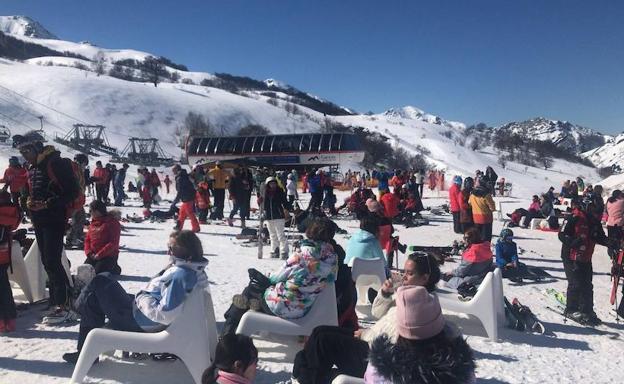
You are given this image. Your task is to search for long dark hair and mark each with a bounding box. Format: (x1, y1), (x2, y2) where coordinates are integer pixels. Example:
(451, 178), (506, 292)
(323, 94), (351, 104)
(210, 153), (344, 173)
(202, 334), (257, 384)
(608, 189), (622, 204)
(407, 252), (441, 292)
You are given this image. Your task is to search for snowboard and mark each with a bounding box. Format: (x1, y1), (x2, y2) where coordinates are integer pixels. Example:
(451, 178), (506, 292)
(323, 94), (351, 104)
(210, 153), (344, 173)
(610, 250), (624, 306)
(512, 297), (545, 334)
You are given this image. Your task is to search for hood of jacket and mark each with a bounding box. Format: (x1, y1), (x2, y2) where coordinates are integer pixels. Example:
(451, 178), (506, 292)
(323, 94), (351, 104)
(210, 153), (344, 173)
(368, 327), (476, 384)
(471, 185), (488, 197)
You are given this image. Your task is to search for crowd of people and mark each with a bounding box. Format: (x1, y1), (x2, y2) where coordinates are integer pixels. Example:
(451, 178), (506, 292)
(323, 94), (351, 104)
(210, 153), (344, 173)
(3, 131), (624, 383)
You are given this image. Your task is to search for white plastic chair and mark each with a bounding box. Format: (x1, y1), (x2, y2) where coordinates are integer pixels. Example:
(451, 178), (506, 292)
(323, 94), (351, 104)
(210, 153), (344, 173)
(7, 241), (35, 303)
(437, 269), (502, 341)
(9, 239), (73, 303)
(529, 218), (545, 230)
(332, 374), (365, 384)
(70, 287), (218, 384)
(236, 282), (338, 337)
(351, 258), (386, 305)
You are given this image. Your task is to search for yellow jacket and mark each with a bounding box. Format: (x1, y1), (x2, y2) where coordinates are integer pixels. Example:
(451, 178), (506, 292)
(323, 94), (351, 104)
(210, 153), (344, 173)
(208, 167), (229, 189)
(468, 189), (496, 224)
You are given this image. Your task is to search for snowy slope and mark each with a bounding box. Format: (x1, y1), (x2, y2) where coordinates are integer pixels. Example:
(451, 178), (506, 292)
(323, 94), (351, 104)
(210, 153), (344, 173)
(383, 105), (466, 130)
(0, 15), (57, 39)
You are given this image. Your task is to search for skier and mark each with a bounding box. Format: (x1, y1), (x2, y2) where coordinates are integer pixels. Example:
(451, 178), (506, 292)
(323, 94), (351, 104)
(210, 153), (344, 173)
(92, 161), (109, 203)
(468, 177), (496, 242)
(163, 174), (171, 195)
(262, 177), (292, 259)
(83, 200), (122, 275)
(372, 167), (391, 197)
(113, 163), (129, 207)
(172, 165), (200, 232)
(0, 190), (21, 332)
(558, 198), (610, 325)
(0, 156), (28, 207)
(286, 173), (298, 204)
(448, 175), (463, 234)
(207, 161), (229, 220)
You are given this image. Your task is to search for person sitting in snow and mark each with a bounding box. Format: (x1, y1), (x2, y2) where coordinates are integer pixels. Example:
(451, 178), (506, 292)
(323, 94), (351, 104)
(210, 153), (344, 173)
(495, 228), (525, 282)
(62, 230), (208, 363)
(443, 227), (493, 290)
(83, 200), (122, 275)
(344, 215), (385, 267)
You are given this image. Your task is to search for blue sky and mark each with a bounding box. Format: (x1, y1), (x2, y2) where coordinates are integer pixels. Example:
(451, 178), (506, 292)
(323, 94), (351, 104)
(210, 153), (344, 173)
(2, 0), (623, 133)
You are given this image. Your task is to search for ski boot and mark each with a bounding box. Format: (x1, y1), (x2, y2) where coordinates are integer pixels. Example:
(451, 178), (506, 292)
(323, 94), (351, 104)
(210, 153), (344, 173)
(269, 248), (280, 258)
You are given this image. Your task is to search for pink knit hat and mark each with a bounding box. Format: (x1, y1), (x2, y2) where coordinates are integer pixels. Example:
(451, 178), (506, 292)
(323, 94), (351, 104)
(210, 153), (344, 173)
(366, 198), (382, 212)
(395, 285), (445, 340)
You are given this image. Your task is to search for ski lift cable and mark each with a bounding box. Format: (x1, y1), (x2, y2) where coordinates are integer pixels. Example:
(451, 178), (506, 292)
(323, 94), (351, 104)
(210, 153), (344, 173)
(0, 83), (89, 124)
(0, 110), (37, 131)
(0, 94), (67, 131)
(0, 84), (134, 139)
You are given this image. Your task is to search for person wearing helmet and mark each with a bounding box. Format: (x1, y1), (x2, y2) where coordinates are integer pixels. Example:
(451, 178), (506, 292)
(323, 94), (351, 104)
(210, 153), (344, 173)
(495, 228), (523, 282)
(262, 176), (292, 259)
(448, 175), (463, 234)
(0, 156), (29, 207)
(558, 197), (610, 325)
(12, 130), (79, 324)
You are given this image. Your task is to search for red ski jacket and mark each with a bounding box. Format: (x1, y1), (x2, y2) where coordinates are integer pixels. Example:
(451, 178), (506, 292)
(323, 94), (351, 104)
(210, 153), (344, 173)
(448, 183), (461, 213)
(84, 214), (121, 260)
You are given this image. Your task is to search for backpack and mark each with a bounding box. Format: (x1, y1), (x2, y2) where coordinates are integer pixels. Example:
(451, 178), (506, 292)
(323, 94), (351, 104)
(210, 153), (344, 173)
(47, 158), (85, 218)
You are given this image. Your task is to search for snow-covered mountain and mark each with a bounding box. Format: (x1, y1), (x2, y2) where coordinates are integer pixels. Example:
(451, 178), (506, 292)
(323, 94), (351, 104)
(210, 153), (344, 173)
(496, 117), (609, 154)
(383, 106), (466, 130)
(583, 133), (624, 169)
(0, 15), (57, 39)
(0, 15), (600, 197)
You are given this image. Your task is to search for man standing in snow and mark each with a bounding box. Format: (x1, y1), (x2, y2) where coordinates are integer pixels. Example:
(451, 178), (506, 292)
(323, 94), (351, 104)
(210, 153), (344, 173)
(92, 161), (109, 203)
(172, 164), (200, 232)
(559, 198), (610, 325)
(114, 163), (129, 206)
(13, 131), (79, 324)
(449, 175), (463, 234)
(208, 161), (229, 220)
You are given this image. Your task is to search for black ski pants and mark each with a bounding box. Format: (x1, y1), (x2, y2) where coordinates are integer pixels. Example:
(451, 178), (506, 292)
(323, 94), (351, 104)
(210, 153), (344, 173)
(76, 274), (143, 351)
(293, 325), (369, 384)
(0, 264), (16, 320)
(562, 257), (594, 314)
(452, 211), (462, 234)
(475, 222), (493, 242)
(95, 184), (107, 203)
(84, 255), (121, 275)
(222, 285), (273, 336)
(35, 224), (70, 306)
(212, 189), (225, 219)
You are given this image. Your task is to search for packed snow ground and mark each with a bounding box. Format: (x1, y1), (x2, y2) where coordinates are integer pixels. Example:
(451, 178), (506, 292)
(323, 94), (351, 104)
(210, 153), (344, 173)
(2, 185), (624, 384)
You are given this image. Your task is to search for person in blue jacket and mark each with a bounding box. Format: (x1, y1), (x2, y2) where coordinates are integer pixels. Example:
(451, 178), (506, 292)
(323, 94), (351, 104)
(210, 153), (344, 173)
(372, 167), (391, 196)
(62, 230), (208, 363)
(344, 215), (385, 266)
(495, 228), (523, 281)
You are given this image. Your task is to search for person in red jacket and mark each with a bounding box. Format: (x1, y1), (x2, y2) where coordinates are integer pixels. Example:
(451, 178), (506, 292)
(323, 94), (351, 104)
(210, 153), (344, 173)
(84, 200), (122, 275)
(449, 175), (463, 234)
(379, 187), (400, 220)
(0, 156), (29, 207)
(0, 191), (21, 332)
(92, 161), (110, 203)
(558, 198), (610, 325)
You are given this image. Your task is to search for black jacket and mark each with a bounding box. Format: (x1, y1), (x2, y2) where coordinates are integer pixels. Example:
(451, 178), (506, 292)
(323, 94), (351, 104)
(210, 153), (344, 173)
(175, 170), (196, 203)
(368, 326), (476, 384)
(263, 187), (291, 220)
(30, 147), (79, 224)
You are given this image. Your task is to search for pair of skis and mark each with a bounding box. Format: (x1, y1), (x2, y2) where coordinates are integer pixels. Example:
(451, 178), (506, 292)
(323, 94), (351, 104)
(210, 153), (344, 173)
(504, 296), (545, 334)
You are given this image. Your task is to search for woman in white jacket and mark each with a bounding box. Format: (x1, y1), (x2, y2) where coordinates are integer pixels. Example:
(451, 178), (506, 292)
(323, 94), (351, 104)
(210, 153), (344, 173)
(62, 230), (208, 363)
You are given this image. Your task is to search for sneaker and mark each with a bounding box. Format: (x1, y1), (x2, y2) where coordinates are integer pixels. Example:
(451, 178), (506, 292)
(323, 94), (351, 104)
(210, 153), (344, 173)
(43, 307), (79, 325)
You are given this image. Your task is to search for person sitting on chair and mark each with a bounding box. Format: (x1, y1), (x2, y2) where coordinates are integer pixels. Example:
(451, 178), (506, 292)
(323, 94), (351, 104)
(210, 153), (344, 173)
(62, 230), (208, 363)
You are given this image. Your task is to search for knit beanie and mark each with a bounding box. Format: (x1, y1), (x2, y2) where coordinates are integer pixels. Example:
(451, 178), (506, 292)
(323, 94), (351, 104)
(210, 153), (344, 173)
(395, 285), (445, 340)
